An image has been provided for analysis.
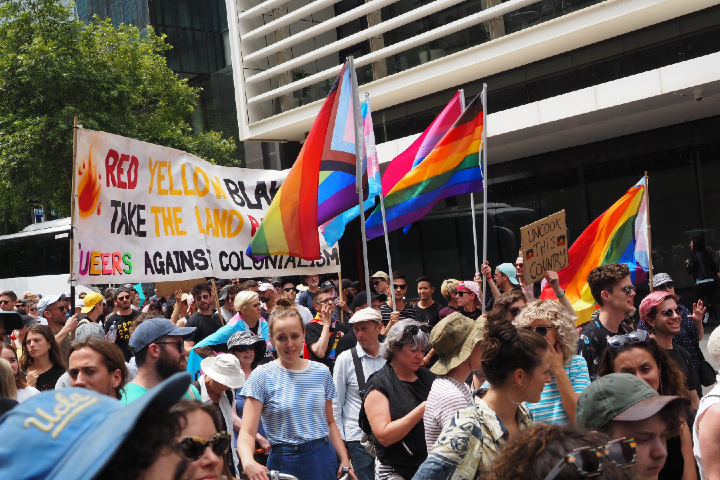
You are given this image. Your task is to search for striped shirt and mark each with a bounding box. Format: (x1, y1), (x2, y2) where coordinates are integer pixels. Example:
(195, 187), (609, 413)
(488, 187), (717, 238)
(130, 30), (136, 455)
(380, 302), (419, 326)
(527, 355), (591, 425)
(241, 360), (337, 445)
(424, 376), (473, 451)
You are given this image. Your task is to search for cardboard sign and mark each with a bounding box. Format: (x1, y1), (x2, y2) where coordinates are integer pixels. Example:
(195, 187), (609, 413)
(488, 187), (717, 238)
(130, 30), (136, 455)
(520, 210), (569, 284)
(154, 278), (207, 299)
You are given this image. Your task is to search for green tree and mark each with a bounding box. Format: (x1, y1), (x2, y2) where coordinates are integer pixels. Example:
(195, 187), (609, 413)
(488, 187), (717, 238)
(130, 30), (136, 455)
(0, 0), (238, 225)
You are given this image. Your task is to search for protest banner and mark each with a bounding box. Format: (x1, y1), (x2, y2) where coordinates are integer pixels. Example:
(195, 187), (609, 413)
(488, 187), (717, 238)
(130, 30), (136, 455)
(72, 129), (341, 285)
(520, 210), (568, 284)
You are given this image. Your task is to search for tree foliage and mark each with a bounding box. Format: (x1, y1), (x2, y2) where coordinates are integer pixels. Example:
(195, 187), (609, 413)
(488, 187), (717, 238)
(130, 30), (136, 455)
(0, 0), (237, 223)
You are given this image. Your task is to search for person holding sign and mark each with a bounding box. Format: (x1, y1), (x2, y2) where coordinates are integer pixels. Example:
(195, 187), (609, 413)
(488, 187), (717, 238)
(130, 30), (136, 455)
(480, 262), (522, 312)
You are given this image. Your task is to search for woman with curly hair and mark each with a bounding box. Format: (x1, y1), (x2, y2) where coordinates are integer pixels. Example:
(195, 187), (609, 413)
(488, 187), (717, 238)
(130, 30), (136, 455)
(20, 325), (66, 391)
(598, 335), (696, 480)
(489, 424), (636, 480)
(513, 300), (590, 425)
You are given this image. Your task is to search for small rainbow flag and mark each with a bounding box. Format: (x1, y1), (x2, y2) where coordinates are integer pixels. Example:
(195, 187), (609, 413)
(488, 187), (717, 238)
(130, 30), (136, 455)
(365, 93), (484, 239)
(247, 60), (365, 260)
(541, 178), (649, 325)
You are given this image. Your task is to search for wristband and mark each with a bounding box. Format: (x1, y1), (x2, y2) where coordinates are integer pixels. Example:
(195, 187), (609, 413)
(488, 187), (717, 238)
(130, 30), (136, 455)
(556, 289), (565, 298)
(486, 276), (492, 282)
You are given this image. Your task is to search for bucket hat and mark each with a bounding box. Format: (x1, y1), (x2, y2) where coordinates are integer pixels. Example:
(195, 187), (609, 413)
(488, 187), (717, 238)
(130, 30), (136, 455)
(200, 354), (245, 389)
(429, 312), (485, 375)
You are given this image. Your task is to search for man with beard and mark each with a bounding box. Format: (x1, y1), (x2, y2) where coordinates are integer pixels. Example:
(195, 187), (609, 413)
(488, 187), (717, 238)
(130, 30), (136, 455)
(104, 286), (141, 361)
(121, 318), (198, 404)
(185, 283), (223, 349)
(38, 294), (79, 364)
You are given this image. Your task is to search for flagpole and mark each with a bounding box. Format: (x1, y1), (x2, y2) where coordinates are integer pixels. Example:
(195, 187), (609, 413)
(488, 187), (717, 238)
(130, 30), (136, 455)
(69, 116), (79, 329)
(349, 56), (372, 297)
(481, 83), (489, 313)
(645, 171), (654, 292)
(463, 91), (480, 278)
(367, 93), (397, 311)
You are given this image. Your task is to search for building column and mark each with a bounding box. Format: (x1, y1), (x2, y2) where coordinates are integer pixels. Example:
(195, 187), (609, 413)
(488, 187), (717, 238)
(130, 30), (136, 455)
(273, 7), (294, 112)
(366, 2), (387, 81)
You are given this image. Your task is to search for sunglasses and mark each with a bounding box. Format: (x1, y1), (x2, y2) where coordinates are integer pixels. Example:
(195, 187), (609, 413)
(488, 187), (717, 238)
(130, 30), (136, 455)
(117, 296), (130, 301)
(282, 287), (298, 293)
(0, 300), (11, 305)
(657, 306), (683, 318)
(402, 324), (420, 339)
(524, 325), (555, 336)
(456, 291), (473, 297)
(393, 284), (407, 290)
(155, 340), (184, 352)
(195, 294), (210, 301)
(608, 330), (649, 348)
(176, 432), (231, 461)
(232, 345), (255, 353)
(616, 285), (636, 295)
(372, 280), (382, 286)
(656, 282), (674, 289)
(544, 438), (636, 480)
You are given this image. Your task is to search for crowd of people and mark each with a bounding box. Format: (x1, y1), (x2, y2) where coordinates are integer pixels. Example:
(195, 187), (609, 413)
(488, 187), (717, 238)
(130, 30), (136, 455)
(1, 240), (720, 480)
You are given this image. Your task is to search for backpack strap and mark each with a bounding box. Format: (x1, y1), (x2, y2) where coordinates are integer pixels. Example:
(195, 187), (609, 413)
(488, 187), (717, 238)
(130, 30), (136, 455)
(351, 347), (366, 397)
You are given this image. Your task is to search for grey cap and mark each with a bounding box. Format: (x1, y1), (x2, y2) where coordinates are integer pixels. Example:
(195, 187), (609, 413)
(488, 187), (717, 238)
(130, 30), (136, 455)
(75, 321), (106, 343)
(129, 318), (196, 354)
(36, 295), (63, 317)
(576, 373), (690, 430)
(20, 315), (38, 328)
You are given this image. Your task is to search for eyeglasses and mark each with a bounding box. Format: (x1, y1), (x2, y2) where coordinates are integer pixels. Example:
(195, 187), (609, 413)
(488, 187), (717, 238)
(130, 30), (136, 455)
(155, 341), (184, 352)
(617, 285), (636, 295)
(315, 298), (335, 306)
(608, 330), (649, 348)
(176, 432), (231, 461)
(544, 438), (636, 480)
(656, 282), (674, 289)
(232, 345), (254, 353)
(524, 325), (555, 336)
(393, 284), (407, 290)
(195, 295), (210, 301)
(509, 307), (523, 318)
(657, 306), (683, 318)
(282, 287), (298, 293)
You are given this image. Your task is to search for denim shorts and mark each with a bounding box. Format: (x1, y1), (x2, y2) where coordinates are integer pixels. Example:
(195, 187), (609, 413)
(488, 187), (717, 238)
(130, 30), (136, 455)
(267, 437), (339, 480)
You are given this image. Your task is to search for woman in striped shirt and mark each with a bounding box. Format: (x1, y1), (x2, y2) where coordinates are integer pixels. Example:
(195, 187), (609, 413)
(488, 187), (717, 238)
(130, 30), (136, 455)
(238, 299), (355, 480)
(512, 300), (590, 425)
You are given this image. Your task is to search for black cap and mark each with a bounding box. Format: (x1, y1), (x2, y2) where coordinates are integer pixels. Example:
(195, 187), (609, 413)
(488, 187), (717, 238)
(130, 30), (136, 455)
(342, 279), (360, 290)
(350, 291), (387, 311)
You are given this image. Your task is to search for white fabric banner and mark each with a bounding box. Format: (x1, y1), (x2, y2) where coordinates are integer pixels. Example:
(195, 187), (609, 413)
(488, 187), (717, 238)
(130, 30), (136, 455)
(72, 129), (340, 284)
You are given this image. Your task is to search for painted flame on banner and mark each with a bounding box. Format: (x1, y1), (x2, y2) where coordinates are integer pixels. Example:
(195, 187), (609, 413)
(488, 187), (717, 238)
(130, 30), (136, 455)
(77, 146), (101, 217)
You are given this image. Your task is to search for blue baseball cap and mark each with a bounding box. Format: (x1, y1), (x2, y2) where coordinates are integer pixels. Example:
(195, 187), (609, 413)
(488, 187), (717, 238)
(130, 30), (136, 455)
(497, 263), (520, 285)
(129, 317), (196, 354)
(0, 372), (191, 480)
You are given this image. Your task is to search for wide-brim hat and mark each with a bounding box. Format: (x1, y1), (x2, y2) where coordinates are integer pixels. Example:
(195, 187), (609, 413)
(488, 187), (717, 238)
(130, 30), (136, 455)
(201, 354), (245, 389)
(430, 312), (485, 375)
(0, 372), (190, 480)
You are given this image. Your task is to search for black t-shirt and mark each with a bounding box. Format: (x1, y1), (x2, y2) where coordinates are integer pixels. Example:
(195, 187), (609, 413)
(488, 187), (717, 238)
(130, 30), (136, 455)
(666, 346), (699, 393)
(414, 302), (441, 328)
(104, 310), (141, 361)
(304, 321), (350, 372)
(577, 315), (633, 381)
(458, 308), (482, 320)
(186, 312), (223, 344)
(35, 364), (66, 391)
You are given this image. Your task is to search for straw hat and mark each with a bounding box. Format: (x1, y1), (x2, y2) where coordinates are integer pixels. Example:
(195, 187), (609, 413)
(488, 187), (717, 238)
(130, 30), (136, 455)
(200, 354), (245, 389)
(429, 312), (485, 376)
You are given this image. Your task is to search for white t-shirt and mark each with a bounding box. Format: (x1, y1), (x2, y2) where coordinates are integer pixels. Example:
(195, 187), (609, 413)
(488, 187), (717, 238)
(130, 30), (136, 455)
(694, 378), (720, 479)
(424, 376), (473, 451)
(242, 360), (336, 445)
(16, 386), (40, 403)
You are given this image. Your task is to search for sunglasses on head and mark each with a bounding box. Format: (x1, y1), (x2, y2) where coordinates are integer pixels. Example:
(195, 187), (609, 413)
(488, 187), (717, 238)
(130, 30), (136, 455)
(523, 325), (555, 336)
(403, 324), (420, 337)
(608, 330), (649, 348)
(544, 438), (636, 480)
(176, 432), (231, 461)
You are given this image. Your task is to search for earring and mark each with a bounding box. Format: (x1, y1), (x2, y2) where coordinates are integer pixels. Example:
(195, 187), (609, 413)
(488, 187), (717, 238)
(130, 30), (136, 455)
(507, 383), (530, 405)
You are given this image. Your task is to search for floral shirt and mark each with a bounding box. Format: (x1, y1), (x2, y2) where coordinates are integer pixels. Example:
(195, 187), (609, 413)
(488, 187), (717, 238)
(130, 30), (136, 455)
(413, 391), (533, 480)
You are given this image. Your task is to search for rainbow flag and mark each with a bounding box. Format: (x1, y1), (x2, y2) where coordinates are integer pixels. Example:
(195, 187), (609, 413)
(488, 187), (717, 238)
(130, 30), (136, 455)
(541, 178), (649, 325)
(381, 92), (463, 196)
(321, 97), (380, 247)
(247, 60), (365, 260)
(365, 93), (484, 239)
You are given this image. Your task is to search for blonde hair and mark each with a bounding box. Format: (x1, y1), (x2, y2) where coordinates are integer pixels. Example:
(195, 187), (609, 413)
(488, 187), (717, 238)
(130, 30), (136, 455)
(513, 300), (578, 364)
(268, 298), (304, 336)
(440, 279), (460, 301)
(234, 291), (259, 313)
(0, 358), (17, 400)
